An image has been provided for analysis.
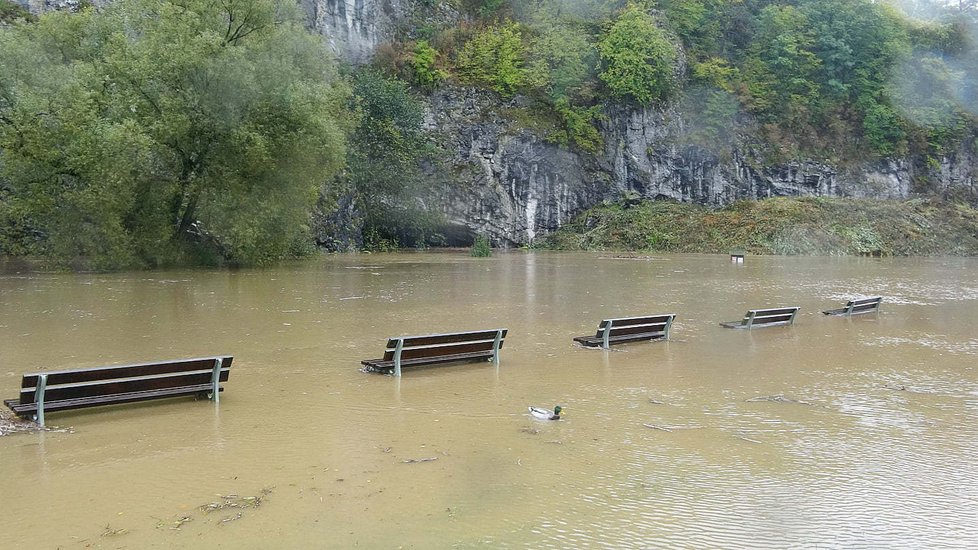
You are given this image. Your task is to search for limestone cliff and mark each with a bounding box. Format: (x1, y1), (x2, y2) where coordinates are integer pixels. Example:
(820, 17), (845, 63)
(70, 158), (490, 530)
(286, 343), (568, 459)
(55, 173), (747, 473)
(422, 87), (978, 247)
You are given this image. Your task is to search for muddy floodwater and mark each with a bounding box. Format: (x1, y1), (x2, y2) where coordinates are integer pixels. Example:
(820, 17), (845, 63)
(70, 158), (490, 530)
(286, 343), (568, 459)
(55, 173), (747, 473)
(1, 252), (977, 548)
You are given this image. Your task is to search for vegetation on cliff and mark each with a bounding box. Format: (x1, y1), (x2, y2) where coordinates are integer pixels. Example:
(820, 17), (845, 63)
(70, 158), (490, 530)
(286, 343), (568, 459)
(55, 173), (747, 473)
(544, 197), (978, 256)
(379, 0), (978, 160)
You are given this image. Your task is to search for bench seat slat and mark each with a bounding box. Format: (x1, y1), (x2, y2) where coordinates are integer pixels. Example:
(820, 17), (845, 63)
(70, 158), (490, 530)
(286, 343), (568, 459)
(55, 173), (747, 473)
(572, 313), (675, 348)
(823, 297), (882, 316)
(5, 384), (222, 414)
(361, 350), (495, 373)
(362, 328), (506, 375)
(573, 331), (667, 347)
(720, 307), (799, 329)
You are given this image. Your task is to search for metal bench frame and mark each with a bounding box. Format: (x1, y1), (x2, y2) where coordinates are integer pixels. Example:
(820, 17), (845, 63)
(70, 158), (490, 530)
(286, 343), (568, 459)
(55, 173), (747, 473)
(4, 356), (232, 427)
(361, 329), (507, 377)
(573, 314), (676, 349)
(720, 307), (800, 330)
(823, 297), (882, 317)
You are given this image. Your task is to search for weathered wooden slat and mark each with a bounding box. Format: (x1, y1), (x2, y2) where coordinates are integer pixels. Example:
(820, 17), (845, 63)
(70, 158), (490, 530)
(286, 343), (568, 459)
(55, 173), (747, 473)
(391, 330), (507, 348)
(18, 369), (230, 405)
(721, 307), (799, 329)
(20, 357), (233, 388)
(573, 332), (667, 347)
(382, 339), (504, 361)
(604, 323), (670, 338)
(749, 307), (799, 317)
(7, 384), (222, 414)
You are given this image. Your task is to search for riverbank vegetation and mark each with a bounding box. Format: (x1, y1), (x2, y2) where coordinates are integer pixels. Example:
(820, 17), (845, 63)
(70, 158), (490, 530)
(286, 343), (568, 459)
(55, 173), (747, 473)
(2, 1), (978, 269)
(544, 197), (978, 256)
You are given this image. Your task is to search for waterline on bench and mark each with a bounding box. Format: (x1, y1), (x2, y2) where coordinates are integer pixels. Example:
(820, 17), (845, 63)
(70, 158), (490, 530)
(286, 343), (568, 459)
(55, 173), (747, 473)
(1, 252), (977, 548)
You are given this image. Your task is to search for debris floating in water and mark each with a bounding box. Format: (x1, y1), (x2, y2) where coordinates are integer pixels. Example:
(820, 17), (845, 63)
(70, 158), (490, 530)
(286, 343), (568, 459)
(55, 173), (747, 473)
(199, 489), (272, 514)
(746, 395), (812, 405)
(642, 423), (674, 432)
(219, 513), (243, 525)
(100, 525), (128, 537)
(400, 457), (439, 464)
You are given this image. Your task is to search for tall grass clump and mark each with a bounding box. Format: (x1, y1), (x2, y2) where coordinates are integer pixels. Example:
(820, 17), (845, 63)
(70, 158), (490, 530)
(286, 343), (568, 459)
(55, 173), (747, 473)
(471, 235), (492, 257)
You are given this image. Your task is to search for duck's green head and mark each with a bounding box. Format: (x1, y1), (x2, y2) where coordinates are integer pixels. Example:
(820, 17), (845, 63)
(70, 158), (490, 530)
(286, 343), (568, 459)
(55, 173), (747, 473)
(554, 405), (563, 415)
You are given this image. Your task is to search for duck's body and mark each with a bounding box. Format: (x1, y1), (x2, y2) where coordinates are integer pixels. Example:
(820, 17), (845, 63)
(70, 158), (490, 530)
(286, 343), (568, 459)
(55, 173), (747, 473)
(529, 405), (562, 420)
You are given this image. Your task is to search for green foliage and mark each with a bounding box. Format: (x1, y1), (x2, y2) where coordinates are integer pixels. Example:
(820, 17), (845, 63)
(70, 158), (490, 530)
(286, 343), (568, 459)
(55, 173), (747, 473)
(347, 69), (440, 248)
(478, 0), (506, 18)
(470, 234), (492, 257)
(410, 40), (446, 89)
(552, 99), (604, 153)
(527, 18), (598, 103)
(0, 0), (349, 269)
(0, 0), (33, 24)
(456, 21), (532, 96)
(746, 5), (821, 124)
(597, 4), (677, 105)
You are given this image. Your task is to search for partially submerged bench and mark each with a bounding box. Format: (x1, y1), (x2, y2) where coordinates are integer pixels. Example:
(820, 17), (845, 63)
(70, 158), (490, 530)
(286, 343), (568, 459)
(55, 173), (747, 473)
(822, 297), (882, 316)
(4, 356), (232, 427)
(573, 314), (676, 349)
(720, 307), (799, 329)
(361, 329), (507, 376)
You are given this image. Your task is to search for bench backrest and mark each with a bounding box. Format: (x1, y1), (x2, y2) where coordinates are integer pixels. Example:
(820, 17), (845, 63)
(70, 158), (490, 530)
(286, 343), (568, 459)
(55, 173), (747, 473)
(382, 329), (507, 362)
(595, 314), (675, 347)
(16, 356), (233, 405)
(845, 296), (882, 315)
(741, 307), (799, 328)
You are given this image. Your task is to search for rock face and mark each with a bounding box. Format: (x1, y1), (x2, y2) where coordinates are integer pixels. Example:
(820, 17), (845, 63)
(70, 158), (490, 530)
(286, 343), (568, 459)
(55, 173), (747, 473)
(302, 0), (394, 65)
(426, 87), (978, 246)
(301, 0), (460, 65)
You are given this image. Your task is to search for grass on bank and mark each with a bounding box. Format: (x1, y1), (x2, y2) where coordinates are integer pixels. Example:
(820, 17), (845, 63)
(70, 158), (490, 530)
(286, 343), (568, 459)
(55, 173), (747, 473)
(544, 197), (978, 256)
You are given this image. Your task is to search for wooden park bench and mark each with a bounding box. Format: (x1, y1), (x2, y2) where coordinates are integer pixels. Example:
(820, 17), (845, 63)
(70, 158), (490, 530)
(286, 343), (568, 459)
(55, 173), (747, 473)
(361, 329), (507, 376)
(4, 356), (232, 427)
(720, 307), (799, 330)
(822, 296), (882, 317)
(573, 314), (676, 349)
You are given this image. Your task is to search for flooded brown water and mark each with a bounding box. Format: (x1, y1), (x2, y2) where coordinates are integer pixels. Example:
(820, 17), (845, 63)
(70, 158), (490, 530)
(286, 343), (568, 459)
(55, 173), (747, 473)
(2, 252), (977, 548)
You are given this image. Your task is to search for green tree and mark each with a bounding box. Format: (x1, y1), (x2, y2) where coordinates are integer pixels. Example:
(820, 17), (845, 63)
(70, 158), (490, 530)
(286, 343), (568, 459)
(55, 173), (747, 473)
(528, 18), (598, 103)
(346, 69), (438, 248)
(0, 0), (349, 268)
(743, 5), (821, 125)
(597, 4), (677, 105)
(456, 21), (532, 96)
(410, 40), (446, 90)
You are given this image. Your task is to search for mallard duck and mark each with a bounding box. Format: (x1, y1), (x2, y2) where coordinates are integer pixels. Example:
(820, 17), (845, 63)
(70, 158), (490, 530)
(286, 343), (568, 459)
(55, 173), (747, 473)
(528, 405), (562, 420)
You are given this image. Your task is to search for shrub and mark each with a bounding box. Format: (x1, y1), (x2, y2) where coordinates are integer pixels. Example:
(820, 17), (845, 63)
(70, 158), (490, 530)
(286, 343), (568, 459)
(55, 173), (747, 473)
(470, 235), (492, 257)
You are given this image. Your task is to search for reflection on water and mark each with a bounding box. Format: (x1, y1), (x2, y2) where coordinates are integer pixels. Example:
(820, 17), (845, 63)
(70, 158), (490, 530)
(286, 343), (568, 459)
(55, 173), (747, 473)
(2, 253), (977, 548)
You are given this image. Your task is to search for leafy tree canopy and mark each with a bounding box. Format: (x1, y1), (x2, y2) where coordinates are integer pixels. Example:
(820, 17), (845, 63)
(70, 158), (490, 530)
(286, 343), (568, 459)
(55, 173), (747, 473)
(0, 0), (349, 269)
(596, 4), (677, 105)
